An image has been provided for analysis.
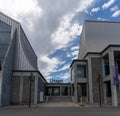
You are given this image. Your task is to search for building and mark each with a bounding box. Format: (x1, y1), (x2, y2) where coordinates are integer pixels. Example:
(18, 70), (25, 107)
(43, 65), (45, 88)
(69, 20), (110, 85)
(70, 20), (120, 107)
(1, 12), (120, 107)
(0, 12), (47, 106)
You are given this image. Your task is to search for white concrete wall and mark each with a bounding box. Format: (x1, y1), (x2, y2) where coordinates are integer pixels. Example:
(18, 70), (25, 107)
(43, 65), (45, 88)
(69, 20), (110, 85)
(79, 21), (120, 59)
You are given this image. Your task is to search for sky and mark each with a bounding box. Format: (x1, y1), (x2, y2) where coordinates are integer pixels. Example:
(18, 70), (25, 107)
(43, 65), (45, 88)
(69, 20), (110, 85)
(0, 0), (120, 82)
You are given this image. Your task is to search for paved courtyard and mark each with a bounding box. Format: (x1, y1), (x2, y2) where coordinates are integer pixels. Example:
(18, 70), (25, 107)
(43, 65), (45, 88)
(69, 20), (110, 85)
(0, 102), (120, 116)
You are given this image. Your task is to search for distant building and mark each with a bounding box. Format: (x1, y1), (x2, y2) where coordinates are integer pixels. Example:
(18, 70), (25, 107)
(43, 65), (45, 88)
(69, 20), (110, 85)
(0, 12), (47, 106)
(70, 20), (120, 107)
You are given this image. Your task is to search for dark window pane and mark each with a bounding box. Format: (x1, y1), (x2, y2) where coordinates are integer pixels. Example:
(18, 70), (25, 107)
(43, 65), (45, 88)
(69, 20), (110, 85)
(77, 65), (86, 78)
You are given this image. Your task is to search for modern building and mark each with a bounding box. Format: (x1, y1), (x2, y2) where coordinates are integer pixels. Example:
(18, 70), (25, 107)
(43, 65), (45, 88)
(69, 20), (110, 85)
(0, 12), (47, 106)
(1, 12), (120, 107)
(70, 20), (120, 107)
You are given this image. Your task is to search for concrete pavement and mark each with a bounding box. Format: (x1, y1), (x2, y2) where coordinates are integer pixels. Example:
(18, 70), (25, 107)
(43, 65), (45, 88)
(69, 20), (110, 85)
(1, 102), (118, 109)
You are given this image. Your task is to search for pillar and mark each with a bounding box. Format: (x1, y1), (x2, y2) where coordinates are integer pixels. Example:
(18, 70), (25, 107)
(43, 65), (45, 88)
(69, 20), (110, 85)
(19, 76), (23, 104)
(109, 50), (118, 107)
(74, 82), (78, 102)
(88, 57), (93, 104)
(86, 83), (89, 103)
(34, 76), (38, 104)
(103, 83), (107, 104)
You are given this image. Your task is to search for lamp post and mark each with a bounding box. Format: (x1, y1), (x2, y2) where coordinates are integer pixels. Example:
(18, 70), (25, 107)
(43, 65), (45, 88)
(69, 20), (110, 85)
(28, 72), (34, 108)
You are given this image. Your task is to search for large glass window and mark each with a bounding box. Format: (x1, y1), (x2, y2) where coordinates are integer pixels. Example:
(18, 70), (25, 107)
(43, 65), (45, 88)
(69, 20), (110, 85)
(114, 51), (120, 74)
(103, 54), (110, 76)
(106, 81), (111, 97)
(81, 83), (87, 97)
(0, 21), (11, 68)
(77, 65), (86, 78)
(61, 87), (68, 96)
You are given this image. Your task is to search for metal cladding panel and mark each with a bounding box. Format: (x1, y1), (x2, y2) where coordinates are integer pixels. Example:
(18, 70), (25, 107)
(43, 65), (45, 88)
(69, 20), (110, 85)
(1, 30), (16, 106)
(0, 12), (20, 29)
(0, 21), (11, 59)
(19, 27), (38, 70)
(79, 21), (120, 59)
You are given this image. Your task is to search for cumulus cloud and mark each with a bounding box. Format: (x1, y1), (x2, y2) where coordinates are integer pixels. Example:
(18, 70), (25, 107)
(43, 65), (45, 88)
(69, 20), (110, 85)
(58, 64), (70, 72)
(70, 46), (79, 51)
(59, 72), (70, 80)
(67, 45), (79, 60)
(112, 10), (120, 17)
(0, 0), (96, 80)
(38, 55), (65, 76)
(0, 0), (42, 23)
(110, 5), (118, 11)
(102, 0), (115, 9)
(97, 17), (108, 21)
(91, 7), (100, 13)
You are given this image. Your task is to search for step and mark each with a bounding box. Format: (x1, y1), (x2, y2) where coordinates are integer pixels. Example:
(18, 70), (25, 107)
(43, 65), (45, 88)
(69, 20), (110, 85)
(50, 96), (72, 102)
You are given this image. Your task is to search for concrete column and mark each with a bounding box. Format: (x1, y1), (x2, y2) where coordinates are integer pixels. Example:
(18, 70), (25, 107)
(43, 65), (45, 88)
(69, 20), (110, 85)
(103, 83), (107, 104)
(88, 57), (93, 104)
(86, 83), (89, 103)
(19, 76), (23, 104)
(109, 50), (118, 107)
(74, 82), (78, 102)
(60, 86), (62, 96)
(34, 76), (38, 104)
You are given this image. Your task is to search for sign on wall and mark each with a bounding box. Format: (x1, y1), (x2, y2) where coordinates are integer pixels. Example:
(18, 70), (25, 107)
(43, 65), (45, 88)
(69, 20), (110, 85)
(50, 79), (63, 83)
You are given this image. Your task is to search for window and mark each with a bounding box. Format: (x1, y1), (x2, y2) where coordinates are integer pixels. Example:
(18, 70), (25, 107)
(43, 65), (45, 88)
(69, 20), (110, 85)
(106, 81), (111, 97)
(114, 51), (120, 74)
(77, 65), (86, 78)
(103, 54), (110, 76)
(81, 83), (87, 97)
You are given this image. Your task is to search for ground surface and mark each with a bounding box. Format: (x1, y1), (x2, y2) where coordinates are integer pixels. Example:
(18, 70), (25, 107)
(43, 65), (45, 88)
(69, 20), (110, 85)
(0, 107), (120, 116)
(0, 102), (120, 116)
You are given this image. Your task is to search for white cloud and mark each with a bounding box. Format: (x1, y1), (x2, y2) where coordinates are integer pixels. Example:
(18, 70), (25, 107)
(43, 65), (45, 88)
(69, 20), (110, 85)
(0, 0), (96, 81)
(51, 20), (82, 50)
(60, 72), (70, 80)
(0, 0), (42, 21)
(112, 10), (120, 17)
(97, 17), (108, 21)
(66, 46), (79, 59)
(58, 64), (70, 72)
(71, 50), (79, 56)
(91, 7), (100, 13)
(51, 0), (94, 50)
(38, 55), (64, 76)
(102, 0), (115, 9)
(110, 5), (118, 11)
(70, 46), (79, 51)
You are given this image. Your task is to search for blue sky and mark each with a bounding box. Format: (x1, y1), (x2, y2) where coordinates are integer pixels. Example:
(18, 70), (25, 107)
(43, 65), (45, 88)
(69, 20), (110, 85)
(0, 0), (120, 82)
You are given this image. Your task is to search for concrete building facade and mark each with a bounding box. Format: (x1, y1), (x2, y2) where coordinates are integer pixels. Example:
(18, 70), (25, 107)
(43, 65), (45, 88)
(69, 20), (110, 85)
(70, 20), (120, 107)
(0, 12), (47, 106)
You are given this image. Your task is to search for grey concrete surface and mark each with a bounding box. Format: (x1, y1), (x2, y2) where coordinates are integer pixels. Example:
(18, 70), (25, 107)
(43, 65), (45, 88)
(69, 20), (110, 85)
(0, 102), (120, 116)
(0, 107), (120, 116)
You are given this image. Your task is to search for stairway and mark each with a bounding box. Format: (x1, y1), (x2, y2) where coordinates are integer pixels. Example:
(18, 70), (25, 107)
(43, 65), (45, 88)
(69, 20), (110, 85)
(50, 96), (72, 102)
